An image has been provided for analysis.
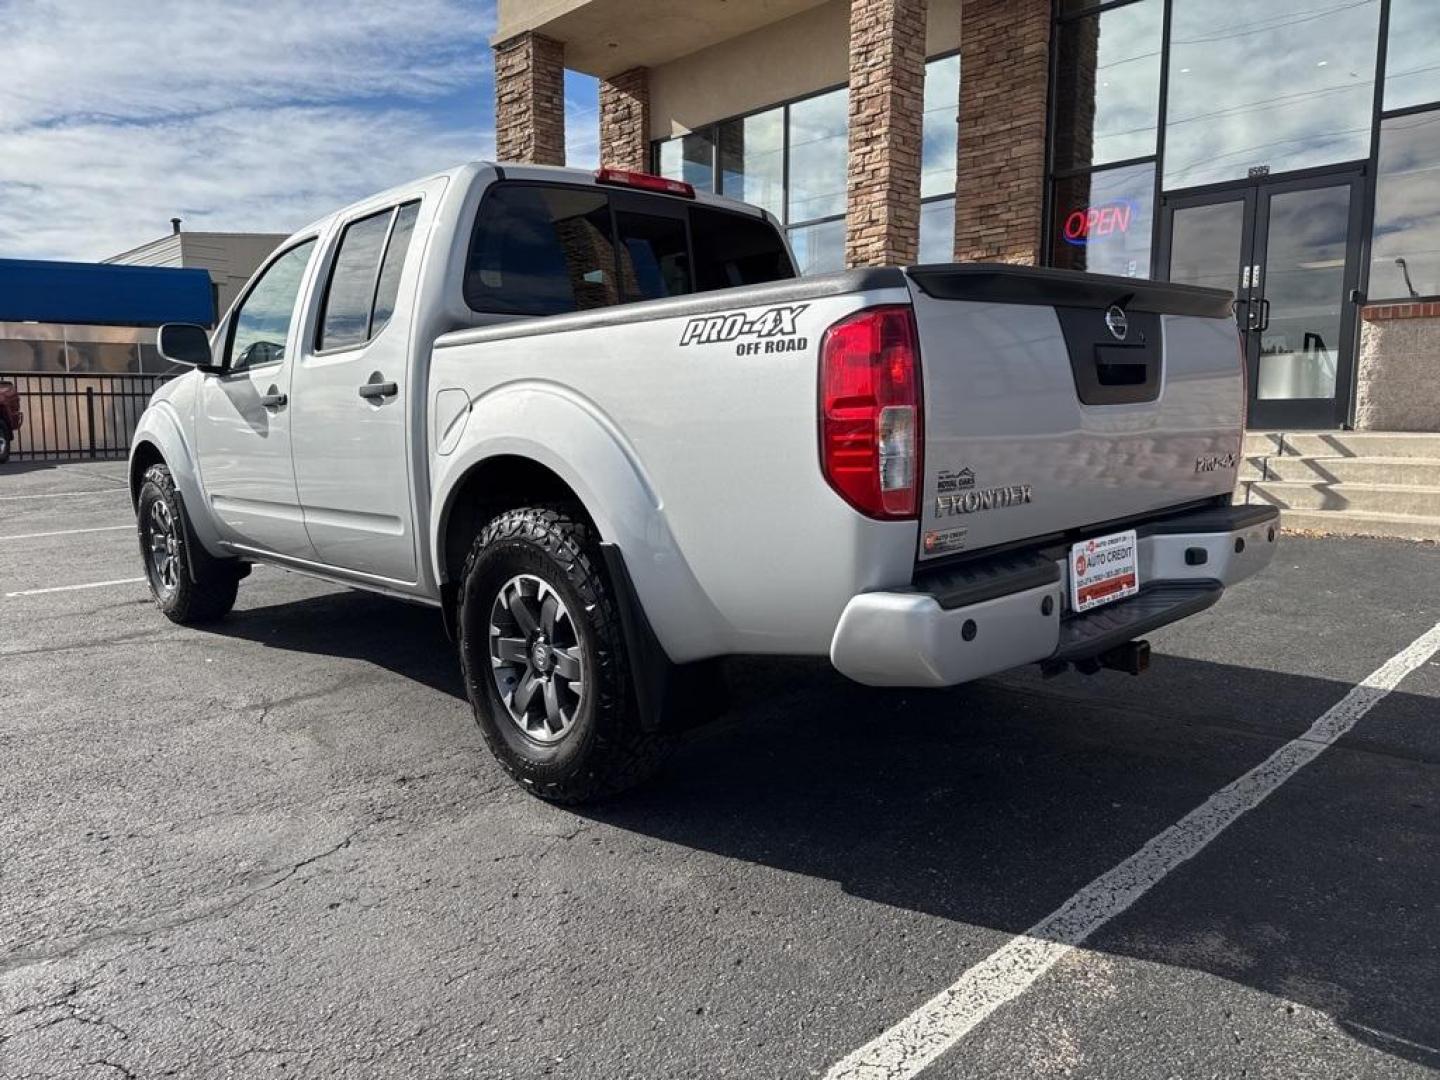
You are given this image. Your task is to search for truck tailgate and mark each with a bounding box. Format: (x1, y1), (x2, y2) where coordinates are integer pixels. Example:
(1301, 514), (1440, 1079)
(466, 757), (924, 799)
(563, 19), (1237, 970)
(907, 264), (1243, 561)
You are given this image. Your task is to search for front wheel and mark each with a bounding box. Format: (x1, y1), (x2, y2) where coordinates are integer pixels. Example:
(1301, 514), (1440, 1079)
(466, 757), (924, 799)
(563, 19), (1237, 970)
(137, 464), (239, 624)
(456, 506), (669, 803)
(0, 420), (11, 465)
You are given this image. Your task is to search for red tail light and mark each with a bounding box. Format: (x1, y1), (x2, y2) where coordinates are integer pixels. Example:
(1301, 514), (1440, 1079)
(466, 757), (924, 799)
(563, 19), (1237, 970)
(819, 305), (923, 519)
(595, 167), (695, 198)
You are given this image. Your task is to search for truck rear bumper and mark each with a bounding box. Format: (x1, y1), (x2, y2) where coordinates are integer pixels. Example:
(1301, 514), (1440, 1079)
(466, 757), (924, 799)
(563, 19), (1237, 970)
(829, 504), (1279, 688)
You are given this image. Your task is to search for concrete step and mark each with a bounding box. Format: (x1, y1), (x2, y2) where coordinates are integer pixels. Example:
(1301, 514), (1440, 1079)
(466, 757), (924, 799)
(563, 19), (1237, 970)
(1239, 480), (1440, 518)
(1240, 455), (1440, 486)
(1244, 430), (1440, 459)
(1276, 508), (1440, 543)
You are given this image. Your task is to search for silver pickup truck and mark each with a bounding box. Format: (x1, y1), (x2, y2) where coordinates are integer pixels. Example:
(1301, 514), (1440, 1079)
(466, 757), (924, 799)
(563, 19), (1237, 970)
(131, 161), (1278, 801)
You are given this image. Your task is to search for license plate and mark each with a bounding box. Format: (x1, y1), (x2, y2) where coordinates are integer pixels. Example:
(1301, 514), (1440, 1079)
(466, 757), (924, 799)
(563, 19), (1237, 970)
(1069, 529), (1139, 613)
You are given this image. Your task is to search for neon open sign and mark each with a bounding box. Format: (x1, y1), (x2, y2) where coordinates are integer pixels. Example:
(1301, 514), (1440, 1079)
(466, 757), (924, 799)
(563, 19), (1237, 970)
(1062, 198), (1139, 246)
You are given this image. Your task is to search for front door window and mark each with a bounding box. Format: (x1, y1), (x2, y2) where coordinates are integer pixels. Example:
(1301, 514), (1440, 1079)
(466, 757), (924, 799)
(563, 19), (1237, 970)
(227, 240), (316, 371)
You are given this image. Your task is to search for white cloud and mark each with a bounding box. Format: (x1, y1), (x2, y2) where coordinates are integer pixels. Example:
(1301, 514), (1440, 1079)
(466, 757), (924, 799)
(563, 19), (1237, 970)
(0, 0), (498, 260)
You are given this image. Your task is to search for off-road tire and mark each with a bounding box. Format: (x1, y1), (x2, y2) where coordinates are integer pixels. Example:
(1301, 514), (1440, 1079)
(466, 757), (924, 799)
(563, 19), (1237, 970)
(457, 505), (669, 803)
(136, 464), (239, 624)
(0, 419), (11, 464)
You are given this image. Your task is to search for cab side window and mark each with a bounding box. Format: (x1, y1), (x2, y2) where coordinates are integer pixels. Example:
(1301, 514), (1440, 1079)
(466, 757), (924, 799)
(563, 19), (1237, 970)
(227, 240), (316, 372)
(316, 200), (422, 351)
(464, 185), (619, 315)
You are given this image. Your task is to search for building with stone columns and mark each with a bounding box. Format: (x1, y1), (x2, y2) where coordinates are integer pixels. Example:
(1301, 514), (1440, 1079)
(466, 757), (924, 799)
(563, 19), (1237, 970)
(492, 0), (1440, 441)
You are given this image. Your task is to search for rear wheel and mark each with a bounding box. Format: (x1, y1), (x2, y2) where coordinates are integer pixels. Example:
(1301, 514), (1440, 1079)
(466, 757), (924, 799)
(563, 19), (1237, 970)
(137, 464), (239, 624)
(456, 506), (669, 803)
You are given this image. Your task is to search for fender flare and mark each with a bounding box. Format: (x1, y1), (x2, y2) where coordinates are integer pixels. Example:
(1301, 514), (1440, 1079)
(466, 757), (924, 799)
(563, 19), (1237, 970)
(129, 400), (229, 560)
(430, 382), (729, 664)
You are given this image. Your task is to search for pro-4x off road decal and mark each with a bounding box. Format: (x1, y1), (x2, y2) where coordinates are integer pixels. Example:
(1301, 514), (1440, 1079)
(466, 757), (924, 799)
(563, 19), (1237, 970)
(678, 304), (809, 355)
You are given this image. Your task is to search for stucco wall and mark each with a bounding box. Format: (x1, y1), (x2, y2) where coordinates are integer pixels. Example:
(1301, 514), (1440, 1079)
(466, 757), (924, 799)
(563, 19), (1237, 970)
(648, 0), (961, 139)
(1354, 303), (1440, 432)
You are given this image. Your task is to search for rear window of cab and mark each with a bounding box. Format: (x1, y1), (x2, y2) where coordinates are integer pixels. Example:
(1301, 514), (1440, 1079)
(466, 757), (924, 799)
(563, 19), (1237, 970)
(463, 181), (795, 317)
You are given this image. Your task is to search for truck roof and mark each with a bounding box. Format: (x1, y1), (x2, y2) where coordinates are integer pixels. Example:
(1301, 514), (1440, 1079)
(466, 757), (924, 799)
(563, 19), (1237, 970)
(286, 161), (769, 250)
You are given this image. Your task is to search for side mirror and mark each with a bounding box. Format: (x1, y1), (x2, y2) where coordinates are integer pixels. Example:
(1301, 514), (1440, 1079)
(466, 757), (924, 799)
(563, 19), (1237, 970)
(157, 323), (219, 371)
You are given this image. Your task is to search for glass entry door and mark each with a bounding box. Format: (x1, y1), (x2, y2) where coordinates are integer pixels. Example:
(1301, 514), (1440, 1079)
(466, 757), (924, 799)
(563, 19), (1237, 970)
(1158, 171), (1364, 429)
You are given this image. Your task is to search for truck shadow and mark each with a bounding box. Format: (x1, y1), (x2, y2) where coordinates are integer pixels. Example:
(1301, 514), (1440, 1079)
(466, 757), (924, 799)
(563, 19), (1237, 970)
(209, 588), (1439, 1071)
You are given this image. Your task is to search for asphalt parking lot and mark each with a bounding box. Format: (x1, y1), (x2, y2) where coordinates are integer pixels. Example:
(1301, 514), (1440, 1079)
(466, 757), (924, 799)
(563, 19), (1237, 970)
(2, 459), (1438, 1080)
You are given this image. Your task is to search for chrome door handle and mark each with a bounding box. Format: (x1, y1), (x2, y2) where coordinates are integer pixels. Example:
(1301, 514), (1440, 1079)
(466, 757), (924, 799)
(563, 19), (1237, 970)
(259, 387), (287, 409)
(358, 379), (398, 401)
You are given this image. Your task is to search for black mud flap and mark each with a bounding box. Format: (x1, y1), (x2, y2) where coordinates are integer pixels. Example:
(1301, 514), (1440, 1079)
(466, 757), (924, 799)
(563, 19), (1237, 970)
(601, 543), (727, 732)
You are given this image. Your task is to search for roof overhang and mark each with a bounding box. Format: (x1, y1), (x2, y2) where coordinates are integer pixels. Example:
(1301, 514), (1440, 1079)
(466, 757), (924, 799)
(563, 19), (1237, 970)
(495, 0), (833, 78)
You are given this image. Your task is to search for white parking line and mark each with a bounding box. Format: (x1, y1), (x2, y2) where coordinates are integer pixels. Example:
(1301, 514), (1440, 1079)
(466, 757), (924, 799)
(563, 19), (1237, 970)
(4, 577), (146, 598)
(0, 488), (128, 500)
(0, 524), (132, 541)
(824, 619), (1440, 1080)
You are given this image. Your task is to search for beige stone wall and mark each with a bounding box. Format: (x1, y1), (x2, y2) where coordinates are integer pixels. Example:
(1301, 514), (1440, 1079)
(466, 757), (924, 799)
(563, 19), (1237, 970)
(953, 0), (1050, 264)
(1354, 303), (1440, 432)
(845, 0), (927, 267)
(600, 67), (650, 171)
(646, 0), (960, 140)
(494, 32), (567, 165)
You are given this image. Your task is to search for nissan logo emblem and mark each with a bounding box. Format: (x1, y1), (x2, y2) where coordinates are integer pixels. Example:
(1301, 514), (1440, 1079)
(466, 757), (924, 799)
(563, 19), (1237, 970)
(1104, 305), (1129, 341)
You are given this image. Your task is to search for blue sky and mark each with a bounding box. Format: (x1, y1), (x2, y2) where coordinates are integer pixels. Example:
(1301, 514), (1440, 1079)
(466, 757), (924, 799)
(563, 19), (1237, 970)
(0, 0), (599, 261)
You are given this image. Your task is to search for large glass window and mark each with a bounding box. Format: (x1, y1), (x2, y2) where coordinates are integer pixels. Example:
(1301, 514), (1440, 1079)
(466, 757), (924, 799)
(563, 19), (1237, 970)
(464, 186), (618, 315)
(1384, 0), (1440, 111)
(717, 108), (785, 218)
(787, 87), (849, 223)
(1049, 161), (1154, 277)
(655, 55), (959, 273)
(227, 241), (315, 371)
(918, 198), (955, 263)
(658, 132), (715, 193)
(1053, 0), (1162, 172)
(1164, 0), (1380, 190)
(1371, 111), (1440, 300)
(788, 218), (846, 275)
(922, 55), (960, 197)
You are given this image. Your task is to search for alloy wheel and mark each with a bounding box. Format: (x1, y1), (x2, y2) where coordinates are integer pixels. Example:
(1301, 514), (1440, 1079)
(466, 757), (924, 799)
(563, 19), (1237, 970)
(146, 500), (181, 596)
(488, 573), (586, 743)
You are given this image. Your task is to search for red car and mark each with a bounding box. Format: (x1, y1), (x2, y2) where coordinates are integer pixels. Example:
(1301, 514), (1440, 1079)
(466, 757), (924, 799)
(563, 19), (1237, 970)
(0, 379), (22, 464)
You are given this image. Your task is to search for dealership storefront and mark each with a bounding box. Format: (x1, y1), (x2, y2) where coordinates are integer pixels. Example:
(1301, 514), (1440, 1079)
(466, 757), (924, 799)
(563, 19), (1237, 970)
(492, 0), (1440, 432)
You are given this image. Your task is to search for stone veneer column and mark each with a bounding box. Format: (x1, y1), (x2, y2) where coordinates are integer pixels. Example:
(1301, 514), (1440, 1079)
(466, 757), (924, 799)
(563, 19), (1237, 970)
(845, 0), (929, 268)
(1354, 302), (1440, 431)
(953, 0), (1050, 264)
(493, 32), (566, 166)
(599, 67), (651, 172)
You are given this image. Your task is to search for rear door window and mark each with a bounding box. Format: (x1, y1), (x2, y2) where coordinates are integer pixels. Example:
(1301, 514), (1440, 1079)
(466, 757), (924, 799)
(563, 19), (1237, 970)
(317, 200), (422, 351)
(464, 186), (619, 315)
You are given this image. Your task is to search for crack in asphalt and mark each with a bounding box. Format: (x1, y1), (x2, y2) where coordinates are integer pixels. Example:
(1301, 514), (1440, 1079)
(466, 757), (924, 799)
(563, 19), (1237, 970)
(0, 830), (364, 979)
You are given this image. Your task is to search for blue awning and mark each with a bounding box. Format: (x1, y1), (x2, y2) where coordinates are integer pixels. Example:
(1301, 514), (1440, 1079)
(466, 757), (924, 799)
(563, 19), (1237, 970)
(0, 258), (214, 327)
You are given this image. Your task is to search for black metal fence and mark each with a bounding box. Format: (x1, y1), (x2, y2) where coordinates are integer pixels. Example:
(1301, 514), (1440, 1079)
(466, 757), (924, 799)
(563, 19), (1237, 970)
(0, 371), (173, 462)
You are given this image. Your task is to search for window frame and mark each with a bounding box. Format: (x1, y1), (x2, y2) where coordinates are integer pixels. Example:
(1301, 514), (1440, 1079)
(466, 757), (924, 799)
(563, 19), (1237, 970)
(222, 236), (319, 376)
(312, 198), (423, 358)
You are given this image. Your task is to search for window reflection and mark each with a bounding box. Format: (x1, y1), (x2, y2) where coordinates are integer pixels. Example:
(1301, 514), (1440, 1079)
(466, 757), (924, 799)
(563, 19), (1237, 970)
(228, 241), (315, 371)
(1371, 110), (1440, 300)
(1050, 162), (1154, 277)
(658, 132), (715, 192)
(922, 55), (960, 197)
(1053, 0), (1162, 171)
(919, 198), (955, 263)
(788, 218), (846, 275)
(1164, 0), (1379, 190)
(718, 108), (784, 218)
(1384, 0), (1440, 111)
(787, 88), (848, 223)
